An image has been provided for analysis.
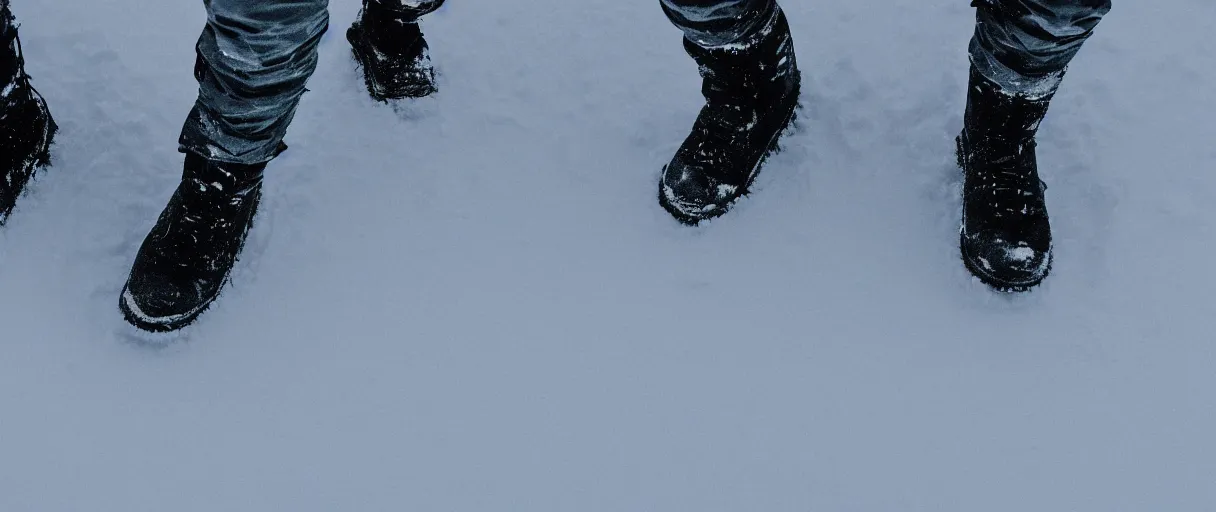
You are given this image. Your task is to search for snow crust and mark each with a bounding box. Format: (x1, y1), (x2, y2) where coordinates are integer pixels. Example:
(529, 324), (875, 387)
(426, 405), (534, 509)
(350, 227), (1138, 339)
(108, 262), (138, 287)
(2, 0), (1215, 510)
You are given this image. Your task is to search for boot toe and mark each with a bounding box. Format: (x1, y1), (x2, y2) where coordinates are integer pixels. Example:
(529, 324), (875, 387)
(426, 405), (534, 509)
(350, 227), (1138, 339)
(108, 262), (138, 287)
(660, 162), (739, 222)
(121, 271), (215, 331)
(961, 231), (1053, 290)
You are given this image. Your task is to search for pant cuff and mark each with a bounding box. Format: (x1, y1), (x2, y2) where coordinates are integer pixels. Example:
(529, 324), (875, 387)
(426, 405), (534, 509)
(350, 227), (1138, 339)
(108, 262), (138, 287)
(969, 37), (1064, 99)
(676, 1), (779, 50)
(178, 105), (288, 165)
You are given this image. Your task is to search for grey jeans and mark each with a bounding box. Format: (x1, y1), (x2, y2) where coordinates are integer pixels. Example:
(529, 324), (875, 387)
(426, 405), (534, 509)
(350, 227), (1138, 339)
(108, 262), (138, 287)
(180, 0), (1110, 165)
(970, 0), (1111, 97)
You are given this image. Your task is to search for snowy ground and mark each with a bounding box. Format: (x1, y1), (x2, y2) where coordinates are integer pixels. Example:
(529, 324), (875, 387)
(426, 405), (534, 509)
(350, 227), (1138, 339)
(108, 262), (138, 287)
(2, 0), (1214, 509)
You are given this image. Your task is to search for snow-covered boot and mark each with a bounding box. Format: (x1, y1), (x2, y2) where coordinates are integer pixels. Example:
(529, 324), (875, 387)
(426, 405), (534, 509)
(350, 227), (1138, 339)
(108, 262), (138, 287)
(659, 8), (800, 225)
(957, 65), (1055, 291)
(347, 1), (437, 100)
(120, 153), (265, 332)
(0, 5), (56, 225)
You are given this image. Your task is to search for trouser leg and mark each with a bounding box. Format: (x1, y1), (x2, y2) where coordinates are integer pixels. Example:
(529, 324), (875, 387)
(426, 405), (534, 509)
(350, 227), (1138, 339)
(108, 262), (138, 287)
(660, 0), (778, 48)
(969, 0), (1111, 96)
(179, 0), (330, 165)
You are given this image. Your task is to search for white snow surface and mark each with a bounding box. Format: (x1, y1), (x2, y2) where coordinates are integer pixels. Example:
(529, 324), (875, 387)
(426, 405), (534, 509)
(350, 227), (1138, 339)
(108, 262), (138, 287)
(3, 1), (1215, 510)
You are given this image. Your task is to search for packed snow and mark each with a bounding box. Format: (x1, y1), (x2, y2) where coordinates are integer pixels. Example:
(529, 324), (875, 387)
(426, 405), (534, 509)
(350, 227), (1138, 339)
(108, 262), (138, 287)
(2, 0), (1214, 510)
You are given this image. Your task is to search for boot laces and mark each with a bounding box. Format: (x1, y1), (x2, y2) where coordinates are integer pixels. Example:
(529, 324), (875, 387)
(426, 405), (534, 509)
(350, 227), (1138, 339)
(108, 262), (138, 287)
(973, 138), (1046, 219)
(692, 73), (767, 182)
(159, 174), (258, 272)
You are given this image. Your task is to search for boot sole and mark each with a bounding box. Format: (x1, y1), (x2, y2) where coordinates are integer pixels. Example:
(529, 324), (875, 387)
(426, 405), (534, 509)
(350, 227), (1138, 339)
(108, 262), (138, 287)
(659, 83), (803, 226)
(347, 23), (437, 102)
(119, 283), (220, 333)
(0, 87), (58, 226)
(955, 135), (1051, 293)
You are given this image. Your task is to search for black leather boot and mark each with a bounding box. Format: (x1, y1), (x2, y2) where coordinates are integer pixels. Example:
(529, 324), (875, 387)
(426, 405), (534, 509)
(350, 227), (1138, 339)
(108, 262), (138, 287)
(659, 9), (800, 225)
(958, 65), (1055, 291)
(120, 153), (265, 332)
(0, 5), (56, 225)
(347, 1), (437, 100)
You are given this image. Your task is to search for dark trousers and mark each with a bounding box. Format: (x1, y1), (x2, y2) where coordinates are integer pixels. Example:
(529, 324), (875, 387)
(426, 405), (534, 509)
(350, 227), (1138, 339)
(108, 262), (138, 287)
(178, 0), (1111, 164)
